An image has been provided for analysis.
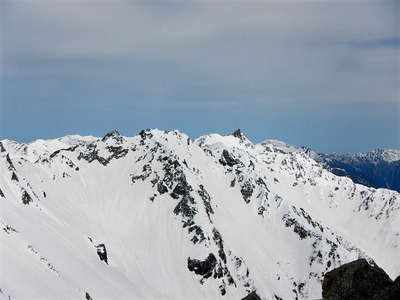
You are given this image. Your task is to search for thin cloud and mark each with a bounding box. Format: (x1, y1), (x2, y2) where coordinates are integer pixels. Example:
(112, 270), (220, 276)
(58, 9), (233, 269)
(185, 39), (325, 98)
(1, 0), (399, 108)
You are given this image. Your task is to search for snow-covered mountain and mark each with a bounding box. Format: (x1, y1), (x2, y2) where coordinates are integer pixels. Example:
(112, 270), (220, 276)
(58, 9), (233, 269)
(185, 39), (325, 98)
(1, 129), (399, 300)
(260, 139), (400, 193)
(315, 150), (400, 193)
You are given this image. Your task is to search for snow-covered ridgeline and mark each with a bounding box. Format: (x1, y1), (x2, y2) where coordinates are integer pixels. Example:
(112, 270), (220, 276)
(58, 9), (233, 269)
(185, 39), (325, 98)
(0, 129), (399, 300)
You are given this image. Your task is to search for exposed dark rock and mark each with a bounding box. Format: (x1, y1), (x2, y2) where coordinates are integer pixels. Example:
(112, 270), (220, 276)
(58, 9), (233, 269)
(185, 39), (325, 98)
(240, 181), (254, 203)
(0, 188), (4, 198)
(187, 253), (217, 279)
(62, 156), (77, 169)
(139, 154), (202, 240)
(188, 248), (236, 288)
(78, 145), (107, 165)
(150, 176), (159, 186)
(242, 291), (262, 300)
(0, 142), (5, 152)
(102, 130), (121, 142)
(372, 278), (400, 300)
(219, 150), (240, 167)
(49, 145), (78, 159)
(22, 190), (33, 205)
(139, 129), (153, 141)
(188, 225), (206, 244)
(6, 154), (15, 171)
(248, 160), (255, 170)
(171, 181), (192, 199)
(283, 207), (325, 240)
(154, 158), (199, 227)
(157, 182), (168, 194)
(159, 158), (185, 190)
(293, 207), (324, 232)
(3, 224), (17, 234)
(85, 292), (93, 300)
(212, 228), (227, 264)
(322, 259), (396, 300)
(232, 129), (244, 139)
(49, 150), (62, 159)
(197, 185), (214, 219)
(296, 281), (306, 298)
(173, 196), (197, 224)
(219, 284), (226, 296)
(96, 244), (108, 264)
(78, 142), (128, 166)
(131, 165), (152, 183)
(255, 177), (269, 191)
(105, 146), (128, 159)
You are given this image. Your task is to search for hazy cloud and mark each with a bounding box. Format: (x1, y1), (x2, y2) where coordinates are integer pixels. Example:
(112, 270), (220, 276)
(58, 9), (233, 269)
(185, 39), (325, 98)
(1, 0), (399, 151)
(2, 0), (399, 105)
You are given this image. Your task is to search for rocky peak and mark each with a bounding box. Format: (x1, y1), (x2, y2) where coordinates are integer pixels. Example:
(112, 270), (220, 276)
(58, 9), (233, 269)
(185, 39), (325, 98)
(232, 129), (244, 139)
(101, 130), (121, 142)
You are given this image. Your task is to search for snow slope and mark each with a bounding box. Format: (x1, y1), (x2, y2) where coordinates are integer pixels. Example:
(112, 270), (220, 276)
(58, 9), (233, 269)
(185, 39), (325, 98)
(1, 129), (399, 300)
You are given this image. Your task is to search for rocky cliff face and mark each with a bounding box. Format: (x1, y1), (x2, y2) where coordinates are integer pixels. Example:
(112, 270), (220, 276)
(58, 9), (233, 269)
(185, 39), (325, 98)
(322, 259), (400, 300)
(0, 129), (399, 299)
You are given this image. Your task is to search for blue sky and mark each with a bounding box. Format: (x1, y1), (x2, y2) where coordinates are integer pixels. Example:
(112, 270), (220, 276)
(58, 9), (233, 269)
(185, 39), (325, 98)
(1, 0), (399, 153)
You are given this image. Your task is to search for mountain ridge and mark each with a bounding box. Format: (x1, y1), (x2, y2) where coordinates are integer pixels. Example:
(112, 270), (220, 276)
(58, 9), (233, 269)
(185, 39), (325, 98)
(1, 128), (399, 299)
(248, 136), (400, 193)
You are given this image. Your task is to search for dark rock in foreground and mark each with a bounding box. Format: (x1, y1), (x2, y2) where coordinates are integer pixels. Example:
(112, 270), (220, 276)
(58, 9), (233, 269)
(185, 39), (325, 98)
(241, 291), (262, 300)
(322, 259), (400, 300)
(372, 276), (400, 300)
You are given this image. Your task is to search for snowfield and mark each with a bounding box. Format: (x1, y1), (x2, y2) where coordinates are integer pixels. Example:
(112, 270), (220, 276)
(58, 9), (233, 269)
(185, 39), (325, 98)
(1, 129), (399, 300)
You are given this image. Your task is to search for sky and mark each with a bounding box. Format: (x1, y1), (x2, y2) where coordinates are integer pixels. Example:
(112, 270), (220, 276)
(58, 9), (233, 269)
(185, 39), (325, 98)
(0, 0), (399, 153)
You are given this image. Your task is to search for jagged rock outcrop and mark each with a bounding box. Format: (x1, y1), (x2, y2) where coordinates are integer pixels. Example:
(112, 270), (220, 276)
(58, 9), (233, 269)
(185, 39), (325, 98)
(96, 244), (108, 264)
(322, 259), (400, 300)
(241, 291), (262, 300)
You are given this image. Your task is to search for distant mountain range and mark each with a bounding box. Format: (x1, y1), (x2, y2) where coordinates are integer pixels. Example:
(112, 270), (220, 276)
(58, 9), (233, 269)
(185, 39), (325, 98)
(262, 139), (400, 193)
(316, 150), (400, 193)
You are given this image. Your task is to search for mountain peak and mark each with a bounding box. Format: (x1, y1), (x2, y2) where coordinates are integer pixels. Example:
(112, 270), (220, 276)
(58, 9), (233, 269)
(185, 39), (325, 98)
(232, 129), (244, 139)
(101, 130), (121, 141)
(231, 129), (252, 145)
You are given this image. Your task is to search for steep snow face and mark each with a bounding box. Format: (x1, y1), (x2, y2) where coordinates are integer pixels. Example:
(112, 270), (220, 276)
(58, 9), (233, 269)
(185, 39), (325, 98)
(0, 130), (399, 300)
